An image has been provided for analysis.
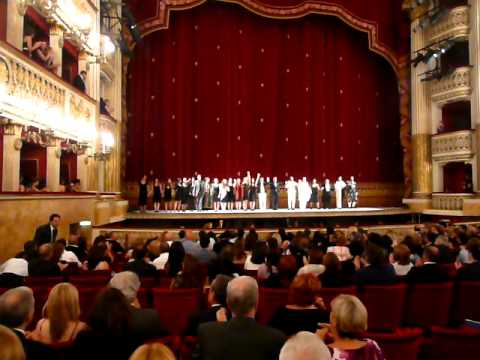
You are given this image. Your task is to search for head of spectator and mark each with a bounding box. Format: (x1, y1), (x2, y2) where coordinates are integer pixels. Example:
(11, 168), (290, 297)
(288, 274), (321, 307)
(199, 232), (210, 249)
(330, 294), (367, 340)
(251, 241), (268, 265)
(110, 271), (141, 306)
(467, 237), (480, 262)
(422, 245), (440, 264)
(49, 213), (61, 229)
(323, 252), (341, 273)
(393, 244), (411, 266)
(208, 275), (233, 307)
(144, 238), (161, 261)
(52, 241), (66, 264)
(178, 230), (186, 240)
(165, 241), (185, 277)
(364, 242), (388, 267)
(0, 325), (25, 360)
(38, 243), (54, 261)
(334, 231), (347, 246)
(279, 331), (330, 360)
(277, 255), (298, 287)
(129, 343), (176, 360)
(245, 228), (258, 251)
(173, 254), (204, 289)
(349, 240), (364, 258)
(0, 287), (34, 331)
(89, 288), (132, 337)
(87, 241), (110, 271)
(308, 248), (324, 265)
(227, 276), (259, 318)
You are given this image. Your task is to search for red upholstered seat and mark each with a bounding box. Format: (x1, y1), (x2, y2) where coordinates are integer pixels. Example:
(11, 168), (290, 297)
(426, 326), (480, 360)
(405, 282), (454, 328)
(319, 286), (357, 310)
(364, 328), (423, 360)
(77, 287), (101, 321)
(257, 288), (289, 325)
(360, 284), (407, 331)
(137, 287), (151, 308)
(152, 289), (202, 336)
(158, 277), (173, 288)
(68, 273), (111, 287)
(141, 277), (157, 288)
(26, 276), (64, 287)
(454, 281), (480, 324)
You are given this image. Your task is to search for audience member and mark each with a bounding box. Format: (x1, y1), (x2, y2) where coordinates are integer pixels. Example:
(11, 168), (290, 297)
(279, 331), (330, 360)
(392, 244), (413, 276)
(355, 242), (397, 286)
(208, 244), (238, 281)
(0, 257), (28, 288)
(124, 247), (157, 278)
(269, 274), (328, 336)
(457, 237), (480, 280)
(172, 254), (204, 289)
(0, 324), (26, 360)
(244, 241), (268, 271)
(297, 248), (325, 276)
(197, 231), (217, 264)
(179, 230), (202, 258)
(129, 343), (176, 360)
(73, 71), (87, 93)
(198, 276), (286, 360)
(33, 213), (60, 247)
(28, 243), (63, 276)
(257, 252), (280, 283)
(320, 253), (352, 288)
(264, 255), (297, 288)
(407, 245), (450, 283)
(153, 241), (170, 270)
(66, 229), (88, 263)
(327, 231), (352, 262)
(87, 240), (112, 271)
(144, 238), (161, 262)
(165, 241), (185, 277)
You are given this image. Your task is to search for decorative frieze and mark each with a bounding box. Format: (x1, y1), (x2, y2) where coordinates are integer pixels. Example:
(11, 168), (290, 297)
(431, 130), (474, 161)
(432, 193), (473, 210)
(429, 66), (471, 104)
(426, 6), (469, 42)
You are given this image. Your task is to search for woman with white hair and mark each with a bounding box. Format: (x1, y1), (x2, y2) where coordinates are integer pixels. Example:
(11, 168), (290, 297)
(279, 331), (330, 360)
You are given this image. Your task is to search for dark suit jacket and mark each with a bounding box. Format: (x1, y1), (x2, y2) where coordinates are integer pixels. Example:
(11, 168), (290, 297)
(73, 75), (86, 92)
(198, 316), (286, 360)
(28, 259), (61, 277)
(355, 264), (398, 286)
(33, 224), (57, 247)
(457, 261), (480, 281)
(124, 259), (158, 278)
(13, 329), (53, 359)
(407, 263), (450, 283)
(131, 306), (168, 341)
(185, 304), (224, 336)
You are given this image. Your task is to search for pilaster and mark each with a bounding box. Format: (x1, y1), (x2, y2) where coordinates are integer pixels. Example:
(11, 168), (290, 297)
(1, 123), (22, 191)
(49, 24), (63, 77)
(46, 140), (60, 191)
(6, 0), (24, 50)
(470, 0), (480, 193)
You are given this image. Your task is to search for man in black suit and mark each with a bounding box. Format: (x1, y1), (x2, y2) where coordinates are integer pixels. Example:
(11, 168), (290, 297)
(110, 271), (168, 341)
(407, 245), (450, 283)
(198, 276), (286, 360)
(73, 70), (87, 93)
(28, 243), (62, 277)
(0, 287), (53, 359)
(269, 177), (280, 210)
(33, 213), (60, 248)
(124, 247), (158, 278)
(457, 238), (480, 281)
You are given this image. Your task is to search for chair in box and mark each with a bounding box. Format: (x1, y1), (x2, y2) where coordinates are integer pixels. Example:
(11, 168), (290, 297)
(364, 328), (423, 360)
(257, 288), (289, 325)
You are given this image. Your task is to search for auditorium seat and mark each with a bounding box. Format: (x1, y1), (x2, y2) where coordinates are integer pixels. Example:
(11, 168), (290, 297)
(26, 276), (64, 287)
(137, 287), (151, 308)
(405, 282), (454, 328)
(257, 288), (289, 325)
(425, 326), (480, 360)
(319, 286), (357, 310)
(360, 284), (407, 331)
(453, 281), (480, 324)
(364, 328), (423, 360)
(141, 276), (157, 288)
(69, 273), (111, 287)
(30, 286), (51, 329)
(78, 287), (100, 321)
(152, 289), (202, 336)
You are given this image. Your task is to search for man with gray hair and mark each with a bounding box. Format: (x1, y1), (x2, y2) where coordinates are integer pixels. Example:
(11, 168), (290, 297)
(198, 276), (285, 360)
(0, 286), (51, 358)
(279, 331), (331, 360)
(109, 271), (168, 340)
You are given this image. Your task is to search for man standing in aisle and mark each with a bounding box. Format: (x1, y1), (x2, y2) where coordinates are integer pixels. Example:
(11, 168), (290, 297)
(334, 176), (346, 209)
(33, 214), (60, 248)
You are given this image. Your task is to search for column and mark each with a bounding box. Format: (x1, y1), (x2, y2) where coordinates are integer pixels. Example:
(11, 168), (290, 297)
(46, 141), (60, 192)
(77, 153), (88, 191)
(6, 0), (24, 49)
(411, 20), (433, 198)
(470, 0), (480, 193)
(49, 24), (63, 77)
(97, 157), (105, 192)
(1, 123), (22, 191)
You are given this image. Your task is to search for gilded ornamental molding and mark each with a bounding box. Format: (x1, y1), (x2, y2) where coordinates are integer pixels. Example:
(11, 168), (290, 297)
(425, 6), (469, 42)
(429, 66), (471, 104)
(431, 130), (474, 162)
(432, 193), (473, 211)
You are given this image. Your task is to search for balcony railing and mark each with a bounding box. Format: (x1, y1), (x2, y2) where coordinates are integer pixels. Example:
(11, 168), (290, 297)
(432, 193), (474, 211)
(0, 41), (97, 143)
(426, 6), (470, 42)
(431, 130), (474, 161)
(429, 66), (471, 104)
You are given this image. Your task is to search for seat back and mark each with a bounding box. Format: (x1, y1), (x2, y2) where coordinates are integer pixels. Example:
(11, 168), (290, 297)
(257, 288), (289, 325)
(152, 289), (202, 335)
(77, 287), (101, 321)
(455, 281), (480, 324)
(137, 287), (151, 308)
(364, 328), (423, 360)
(427, 326), (480, 360)
(319, 286), (357, 310)
(68, 273), (111, 287)
(26, 276), (64, 287)
(405, 282), (453, 327)
(361, 284), (407, 331)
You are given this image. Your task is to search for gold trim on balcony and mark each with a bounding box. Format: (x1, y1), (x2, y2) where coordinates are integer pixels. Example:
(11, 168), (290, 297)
(431, 130), (474, 161)
(429, 66), (471, 104)
(426, 6), (470, 42)
(432, 193), (474, 211)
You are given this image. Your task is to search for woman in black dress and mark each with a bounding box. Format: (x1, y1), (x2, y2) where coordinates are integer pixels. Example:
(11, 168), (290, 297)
(153, 178), (162, 212)
(164, 178), (173, 210)
(242, 177), (250, 210)
(174, 178), (182, 210)
(248, 178), (257, 210)
(310, 178), (320, 209)
(138, 175), (148, 212)
(212, 178), (220, 211)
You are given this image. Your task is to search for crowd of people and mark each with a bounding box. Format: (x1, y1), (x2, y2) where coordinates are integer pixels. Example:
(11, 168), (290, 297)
(138, 172), (359, 212)
(0, 215), (479, 359)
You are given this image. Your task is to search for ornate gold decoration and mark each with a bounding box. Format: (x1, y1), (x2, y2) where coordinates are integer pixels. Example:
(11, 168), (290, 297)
(432, 193), (473, 211)
(14, 138), (23, 150)
(426, 5), (469, 42)
(0, 57), (10, 85)
(429, 66), (471, 104)
(398, 60), (412, 198)
(412, 134), (432, 197)
(431, 130), (474, 161)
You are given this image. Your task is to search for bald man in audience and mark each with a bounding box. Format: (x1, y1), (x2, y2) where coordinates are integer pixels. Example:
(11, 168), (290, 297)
(407, 245), (450, 283)
(198, 276), (285, 360)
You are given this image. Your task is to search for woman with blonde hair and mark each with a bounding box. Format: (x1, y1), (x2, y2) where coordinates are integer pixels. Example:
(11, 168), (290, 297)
(129, 343), (176, 360)
(0, 325), (25, 360)
(30, 282), (86, 345)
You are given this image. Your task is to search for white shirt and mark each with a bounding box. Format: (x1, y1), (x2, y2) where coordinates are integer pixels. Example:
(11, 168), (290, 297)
(327, 246), (352, 262)
(60, 250), (81, 265)
(393, 262), (413, 276)
(0, 258), (29, 277)
(153, 253), (169, 270)
(297, 264), (326, 276)
(244, 254), (263, 271)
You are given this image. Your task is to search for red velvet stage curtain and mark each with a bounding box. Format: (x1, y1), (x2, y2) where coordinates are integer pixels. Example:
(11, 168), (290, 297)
(126, 2), (403, 183)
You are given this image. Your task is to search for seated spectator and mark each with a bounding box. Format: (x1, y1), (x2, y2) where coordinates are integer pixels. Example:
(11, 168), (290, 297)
(124, 247), (157, 278)
(233, 237), (247, 265)
(56, 239), (82, 269)
(110, 272), (168, 341)
(407, 245), (450, 283)
(197, 231), (217, 264)
(30, 283), (86, 345)
(185, 274), (233, 336)
(70, 288), (140, 360)
(165, 241), (185, 278)
(198, 276), (286, 360)
(0, 287), (52, 358)
(87, 240), (112, 271)
(153, 241), (170, 270)
(172, 254), (204, 289)
(279, 331), (330, 360)
(392, 244), (413, 276)
(244, 227), (259, 252)
(28, 243), (63, 276)
(179, 230), (202, 258)
(297, 248), (325, 276)
(317, 295), (384, 359)
(0, 324), (25, 360)
(320, 253), (352, 288)
(244, 241), (268, 271)
(457, 237), (480, 280)
(355, 242), (397, 286)
(264, 255), (298, 288)
(0, 257), (28, 288)
(327, 231), (352, 262)
(257, 252), (280, 283)
(66, 229), (88, 263)
(35, 43), (58, 71)
(144, 238), (161, 262)
(129, 343), (176, 360)
(22, 28), (45, 58)
(208, 244), (238, 281)
(269, 274), (328, 336)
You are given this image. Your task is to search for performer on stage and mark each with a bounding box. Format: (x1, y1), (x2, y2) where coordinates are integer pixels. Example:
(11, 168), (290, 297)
(153, 178), (162, 212)
(298, 177), (312, 210)
(211, 178), (220, 211)
(138, 175), (148, 212)
(257, 177), (267, 210)
(219, 179), (229, 211)
(242, 177), (250, 210)
(248, 178), (257, 210)
(204, 177), (211, 209)
(227, 178), (235, 210)
(346, 176), (358, 208)
(285, 176), (297, 210)
(234, 178), (243, 210)
(270, 176), (280, 210)
(173, 178), (182, 210)
(181, 177), (190, 211)
(164, 178), (173, 210)
(321, 179), (332, 209)
(334, 176), (347, 209)
(193, 174), (205, 211)
(310, 178), (320, 209)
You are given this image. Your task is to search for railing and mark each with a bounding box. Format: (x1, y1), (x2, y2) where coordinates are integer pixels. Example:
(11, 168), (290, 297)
(432, 193), (474, 211)
(429, 66), (471, 104)
(426, 6), (470, 42)
(431, 129), (474, 161)
(0, 41), (97, 143)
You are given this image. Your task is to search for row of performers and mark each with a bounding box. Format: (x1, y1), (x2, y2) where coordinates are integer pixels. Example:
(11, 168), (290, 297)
(138, 172), (358, 211)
